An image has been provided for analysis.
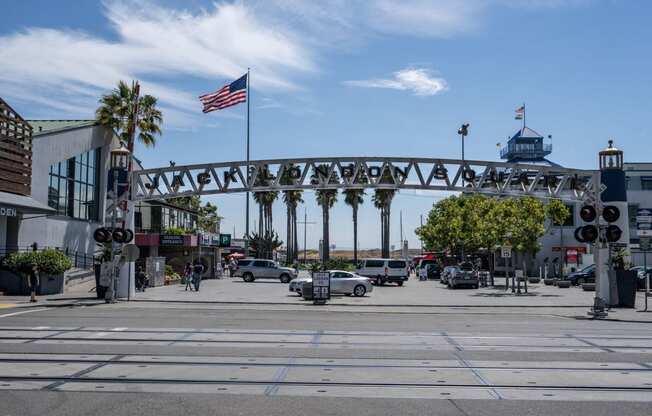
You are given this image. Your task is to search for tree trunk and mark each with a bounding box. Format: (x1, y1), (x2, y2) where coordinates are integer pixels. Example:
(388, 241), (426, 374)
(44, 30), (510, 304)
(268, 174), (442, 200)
(258, 204), (263, 236)
(322, 202), (330, 262)
(293, 205), (298, 264)
(286, 203), (292, 263)
(353, 203), (358, 264)
(385, 203), (391, 258)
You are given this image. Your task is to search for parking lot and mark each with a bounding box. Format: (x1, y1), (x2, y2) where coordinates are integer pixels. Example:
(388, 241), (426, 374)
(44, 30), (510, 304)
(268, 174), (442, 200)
(135, 273), (604, 307)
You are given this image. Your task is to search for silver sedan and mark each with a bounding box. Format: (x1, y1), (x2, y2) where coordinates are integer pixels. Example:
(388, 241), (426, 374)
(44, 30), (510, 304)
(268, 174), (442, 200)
(294, 270), (373, 297)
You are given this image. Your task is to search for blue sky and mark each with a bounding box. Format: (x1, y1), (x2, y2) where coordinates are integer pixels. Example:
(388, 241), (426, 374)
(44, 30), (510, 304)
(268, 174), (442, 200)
(1, 0), (651, 250)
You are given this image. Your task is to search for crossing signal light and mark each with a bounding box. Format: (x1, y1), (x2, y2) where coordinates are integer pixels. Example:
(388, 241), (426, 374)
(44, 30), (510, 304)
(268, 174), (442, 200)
(605, 225), (622, 242)
(575, 225), (599, 243)
(93, 227), (134, 244)
(579, 205), (597, 222)
(602, 205), (620, 223)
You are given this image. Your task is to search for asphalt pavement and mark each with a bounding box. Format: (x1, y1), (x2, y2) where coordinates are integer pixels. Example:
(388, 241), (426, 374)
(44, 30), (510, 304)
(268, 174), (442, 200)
(0, 292), (651, 416)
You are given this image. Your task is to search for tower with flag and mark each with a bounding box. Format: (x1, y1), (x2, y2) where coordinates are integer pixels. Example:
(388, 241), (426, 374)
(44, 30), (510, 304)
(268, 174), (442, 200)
(499, 104), (556, 166)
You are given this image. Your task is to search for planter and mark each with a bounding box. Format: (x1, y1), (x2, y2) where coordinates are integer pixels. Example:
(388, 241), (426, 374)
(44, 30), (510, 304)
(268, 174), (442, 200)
(556, 280), (571, 288)
(582, 283), (596, 292)
(0, 270), (64, 295)
(164, 278), (181, 286)
(543, 278), (555, 286)
(528, 277), (541, 284)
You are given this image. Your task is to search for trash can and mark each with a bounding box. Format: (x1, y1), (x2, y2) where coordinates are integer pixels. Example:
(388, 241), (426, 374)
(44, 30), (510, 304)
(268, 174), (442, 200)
(615, 270), (637, 308)
(301, 281), (314, 301)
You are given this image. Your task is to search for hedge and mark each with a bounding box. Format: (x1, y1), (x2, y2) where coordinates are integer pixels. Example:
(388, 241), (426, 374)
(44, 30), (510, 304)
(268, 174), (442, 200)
(1, 249), (73, 275)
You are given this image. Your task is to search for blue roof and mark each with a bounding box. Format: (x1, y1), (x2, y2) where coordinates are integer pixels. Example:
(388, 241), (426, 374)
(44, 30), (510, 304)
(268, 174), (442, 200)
(510, 126), (543, 141)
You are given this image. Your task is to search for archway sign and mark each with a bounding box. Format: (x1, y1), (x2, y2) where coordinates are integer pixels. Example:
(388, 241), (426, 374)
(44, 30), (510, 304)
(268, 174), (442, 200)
(132, 157), (599, 203)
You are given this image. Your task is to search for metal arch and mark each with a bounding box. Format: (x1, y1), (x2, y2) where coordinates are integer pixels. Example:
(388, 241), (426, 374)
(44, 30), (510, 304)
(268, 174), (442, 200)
(131, 156), (598, 202)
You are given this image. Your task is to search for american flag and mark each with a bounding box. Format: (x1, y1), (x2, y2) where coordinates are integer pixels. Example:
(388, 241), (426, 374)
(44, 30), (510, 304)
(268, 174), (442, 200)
(199, 74), (247, 113)
(515, 105), (525, 113)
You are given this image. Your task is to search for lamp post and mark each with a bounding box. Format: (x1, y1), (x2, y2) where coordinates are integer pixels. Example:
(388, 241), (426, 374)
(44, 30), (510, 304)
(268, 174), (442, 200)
(457, 123), (470, 186)
(108, 144), (131, 303)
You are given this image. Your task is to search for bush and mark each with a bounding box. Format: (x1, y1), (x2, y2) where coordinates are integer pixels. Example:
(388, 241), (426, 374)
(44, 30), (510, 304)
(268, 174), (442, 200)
(1, 249), (73, 275)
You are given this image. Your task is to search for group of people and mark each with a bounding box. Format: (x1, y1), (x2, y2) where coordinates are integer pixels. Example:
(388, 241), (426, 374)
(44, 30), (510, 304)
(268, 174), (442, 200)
(184, 261), (205, 292)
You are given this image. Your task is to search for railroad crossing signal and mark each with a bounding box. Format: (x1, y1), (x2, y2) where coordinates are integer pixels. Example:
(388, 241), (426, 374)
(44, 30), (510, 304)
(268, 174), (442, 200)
(575, 204), (622, 243)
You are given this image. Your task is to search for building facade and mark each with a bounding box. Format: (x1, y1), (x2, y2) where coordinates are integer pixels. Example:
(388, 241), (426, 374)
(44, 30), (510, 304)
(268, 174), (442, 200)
(17, 120), (118, 260)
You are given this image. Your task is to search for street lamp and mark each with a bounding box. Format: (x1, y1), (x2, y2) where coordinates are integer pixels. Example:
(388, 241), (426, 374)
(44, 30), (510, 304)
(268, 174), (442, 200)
(457, 123), (470, 185)
(107, 144), (131, 303)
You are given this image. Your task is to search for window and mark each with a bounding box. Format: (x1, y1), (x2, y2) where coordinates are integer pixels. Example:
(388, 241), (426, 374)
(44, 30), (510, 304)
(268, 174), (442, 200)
(642, 177), (652, 190)
(629, 204), (639, 227)
(47, 149), (100, 220)
(237, 260), (252, 267)
(365, 260), (384, 268)
(388, 260), (407, 268)
(253, 260), (267, 267)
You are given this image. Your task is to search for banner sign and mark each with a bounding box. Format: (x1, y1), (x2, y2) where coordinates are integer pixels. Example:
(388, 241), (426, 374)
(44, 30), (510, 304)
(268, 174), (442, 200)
(160, 234), (185, 246)
(0, 206), (17, 217)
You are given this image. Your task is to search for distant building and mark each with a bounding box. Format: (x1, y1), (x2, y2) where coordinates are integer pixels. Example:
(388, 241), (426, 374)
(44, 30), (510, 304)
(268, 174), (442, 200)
(498, 123), (651, 272)
(499, 126), (556, 166)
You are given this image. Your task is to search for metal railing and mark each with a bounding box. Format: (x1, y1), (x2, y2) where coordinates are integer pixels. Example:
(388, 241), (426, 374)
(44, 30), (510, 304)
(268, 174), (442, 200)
(0, 246), (97, 270)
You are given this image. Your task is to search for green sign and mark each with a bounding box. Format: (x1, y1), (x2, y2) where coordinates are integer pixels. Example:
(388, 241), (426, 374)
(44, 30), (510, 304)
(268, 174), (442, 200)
(219, 234), (231, 247)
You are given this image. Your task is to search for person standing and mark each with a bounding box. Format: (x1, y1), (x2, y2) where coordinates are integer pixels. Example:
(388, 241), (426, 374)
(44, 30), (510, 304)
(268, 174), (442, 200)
(135, 266), (148, 292)
(184, 262), (193, 291)
(28, 263), (39, 303)
(192, 261), (204, 292)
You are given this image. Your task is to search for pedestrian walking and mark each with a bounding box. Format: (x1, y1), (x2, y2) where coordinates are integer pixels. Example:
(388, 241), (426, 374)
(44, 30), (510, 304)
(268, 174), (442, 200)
(229, 258), (237, 277)
(192, 261), (204, 292)
(184, 262), (193, 291)
(135, 266), (148, 292)
(28, 263), (39, 302)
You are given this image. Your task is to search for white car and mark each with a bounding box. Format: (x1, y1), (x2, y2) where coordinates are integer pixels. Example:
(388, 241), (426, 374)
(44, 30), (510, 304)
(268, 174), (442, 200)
(355, 258), (409, 286)
(294, 270), (374, 297)
(289, 274), (312, 293)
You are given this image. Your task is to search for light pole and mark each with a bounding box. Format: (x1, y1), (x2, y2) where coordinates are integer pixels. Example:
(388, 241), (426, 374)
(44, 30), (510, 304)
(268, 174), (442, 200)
(108, 144), (131, 303)
(457, 123), (470, 186)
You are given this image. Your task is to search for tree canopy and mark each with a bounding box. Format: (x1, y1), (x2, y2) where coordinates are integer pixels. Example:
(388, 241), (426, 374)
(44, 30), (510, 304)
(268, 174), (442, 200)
(416, 194), (565, 256)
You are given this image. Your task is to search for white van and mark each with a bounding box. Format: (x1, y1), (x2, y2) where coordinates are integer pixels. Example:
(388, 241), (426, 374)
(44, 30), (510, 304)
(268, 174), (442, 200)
(356, 258), (409, 286)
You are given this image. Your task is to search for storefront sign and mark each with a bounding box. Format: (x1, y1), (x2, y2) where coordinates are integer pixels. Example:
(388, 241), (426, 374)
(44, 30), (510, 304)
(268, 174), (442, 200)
(159, 234), (185, 246)
(0, 206), (17, 217)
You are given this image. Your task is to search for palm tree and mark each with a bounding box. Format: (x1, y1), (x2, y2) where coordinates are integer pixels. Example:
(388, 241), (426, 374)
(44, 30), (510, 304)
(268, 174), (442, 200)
(279, 165), (303, 264)
(373, 166), (396, 258)
(252, 165), (278, 247)
(343, 165), (367, 264)
(311, 164), (339, 262)
(96, 80), (162, 150)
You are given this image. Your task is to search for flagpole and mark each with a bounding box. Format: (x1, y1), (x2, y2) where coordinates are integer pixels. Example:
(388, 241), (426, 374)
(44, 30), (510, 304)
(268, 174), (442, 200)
(245, 68), (251, 257)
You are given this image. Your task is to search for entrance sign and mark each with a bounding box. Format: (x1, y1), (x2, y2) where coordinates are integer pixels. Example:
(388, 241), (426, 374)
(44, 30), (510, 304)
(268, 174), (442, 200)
(312, 271), (330, 305)
(132, 157), (596, 203)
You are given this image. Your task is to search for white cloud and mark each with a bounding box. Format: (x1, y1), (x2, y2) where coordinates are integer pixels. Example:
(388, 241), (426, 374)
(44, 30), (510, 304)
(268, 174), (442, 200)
(344, 68), (448, 96)
(0, 0), (313, 121)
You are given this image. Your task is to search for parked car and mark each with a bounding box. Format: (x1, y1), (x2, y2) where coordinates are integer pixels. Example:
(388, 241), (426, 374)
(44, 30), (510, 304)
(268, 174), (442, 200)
(294, 271), (373, 297)
(356, 258), (409, 286)
(233, 259), (297, 283)
(565, 264), (595, 286)
(447, 262), (479, 289)
(289, 274), (312, 293)
(425, 263), (442, 279)
(631, 266), (652, 290)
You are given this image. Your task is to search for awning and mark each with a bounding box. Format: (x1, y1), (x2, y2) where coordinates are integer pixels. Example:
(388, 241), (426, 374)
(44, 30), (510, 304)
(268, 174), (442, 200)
(0, 192), (56, 215)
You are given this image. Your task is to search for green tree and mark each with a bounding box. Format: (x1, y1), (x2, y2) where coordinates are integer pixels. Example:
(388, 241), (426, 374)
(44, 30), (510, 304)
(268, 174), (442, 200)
(311, 164), (339, 262)
(343, 165), (367, 264)
(253, 165), (278, 238)
(372, 166), (396, 258)
(280, 164), (303, 264)
(96, 80), (162, 149)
